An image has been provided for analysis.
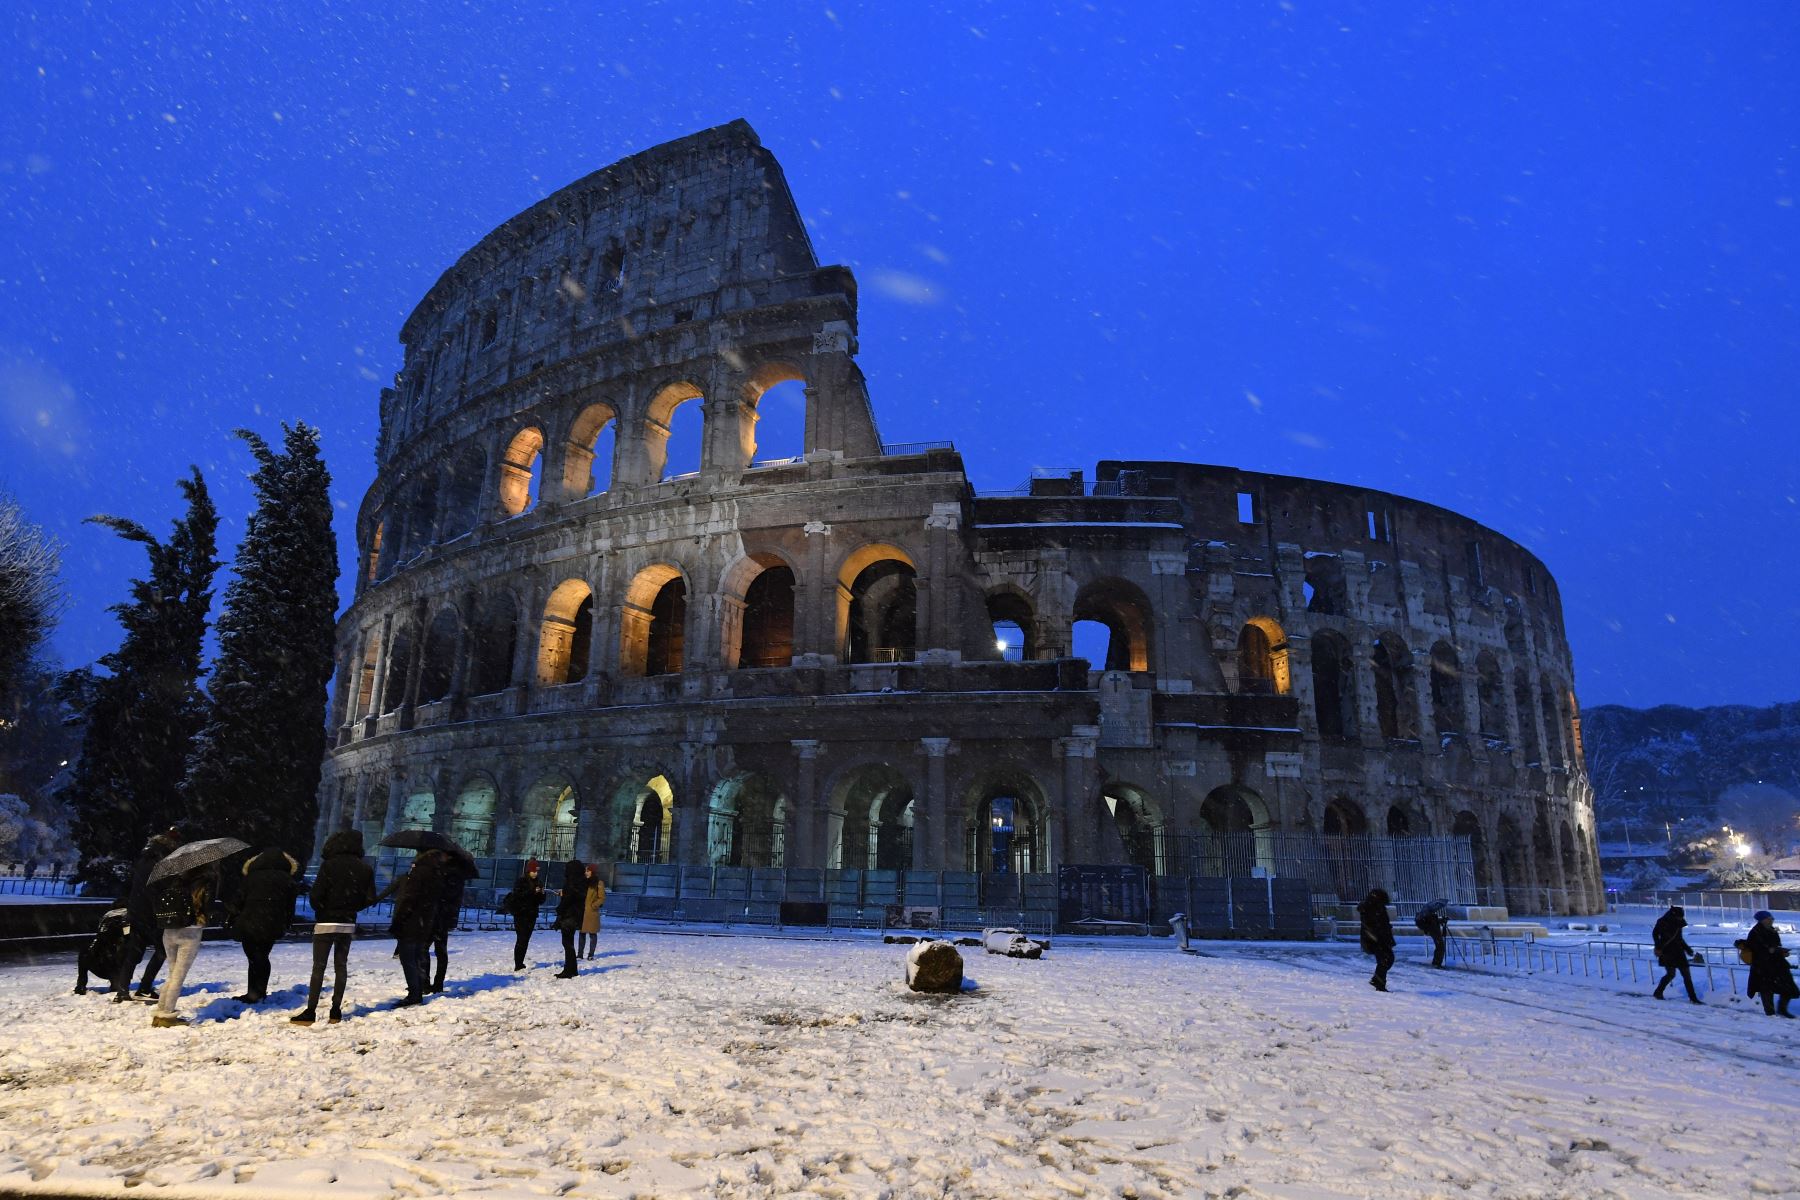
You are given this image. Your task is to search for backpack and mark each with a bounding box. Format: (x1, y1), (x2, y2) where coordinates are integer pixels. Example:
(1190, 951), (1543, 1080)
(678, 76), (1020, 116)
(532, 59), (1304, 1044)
(1737, 940), (1753, 966)
(152, 876), (196, 928)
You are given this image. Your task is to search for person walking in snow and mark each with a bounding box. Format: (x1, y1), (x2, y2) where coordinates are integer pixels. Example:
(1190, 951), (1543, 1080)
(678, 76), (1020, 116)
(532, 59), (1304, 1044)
(1745, 910), (1798, 1019)
(387, 849), (447, 1007)
(552, 857), (586, 978)
(228, 848), (301, 1004)
(292, 829), (377, 1026)
(1651, 904), (1702, 1005)
(150, 862), (217, 1028)
(428, 853), (472, 994)
(505, 859), (547, 971)
(111, 829), (178, 1003)
(1358, 887), (1396, 992)
(1413, 898), (1450, 969)
(579, 864), (605, 960)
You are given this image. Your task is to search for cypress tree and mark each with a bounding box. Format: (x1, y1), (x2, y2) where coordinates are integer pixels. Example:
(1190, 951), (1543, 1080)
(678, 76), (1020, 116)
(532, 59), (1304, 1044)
(184, 424), (338, 857)
(69, 469), (219, 879)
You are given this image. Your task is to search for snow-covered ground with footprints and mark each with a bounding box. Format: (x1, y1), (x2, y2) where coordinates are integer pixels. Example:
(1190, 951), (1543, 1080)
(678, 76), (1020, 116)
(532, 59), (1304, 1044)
(1, 923), (1797, 1198)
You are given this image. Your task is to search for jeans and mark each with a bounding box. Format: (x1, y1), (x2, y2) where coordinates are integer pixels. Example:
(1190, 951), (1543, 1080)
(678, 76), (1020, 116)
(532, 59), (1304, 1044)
(1655, 961), (1699, 1002)
(306, 933), (352, 1014)
(155, 926), (204, 1016)
(242, 939), (274, 998)
(396, 938), (430, 998)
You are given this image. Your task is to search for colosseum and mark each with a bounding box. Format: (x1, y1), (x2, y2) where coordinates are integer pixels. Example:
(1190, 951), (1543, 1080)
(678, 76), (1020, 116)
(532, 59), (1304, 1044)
(316, 120), (1602, 924)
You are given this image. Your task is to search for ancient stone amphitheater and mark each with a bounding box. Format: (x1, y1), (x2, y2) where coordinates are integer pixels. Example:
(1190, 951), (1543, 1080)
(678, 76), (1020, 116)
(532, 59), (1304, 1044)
(317, 121), (1600, 918)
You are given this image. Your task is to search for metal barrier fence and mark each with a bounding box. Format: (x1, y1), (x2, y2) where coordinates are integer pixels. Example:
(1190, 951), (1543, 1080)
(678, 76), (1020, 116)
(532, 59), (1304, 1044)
(0, 876), (82, 898)
(1450, 933), (1750, 995)
(1162, 833), (1478, 905)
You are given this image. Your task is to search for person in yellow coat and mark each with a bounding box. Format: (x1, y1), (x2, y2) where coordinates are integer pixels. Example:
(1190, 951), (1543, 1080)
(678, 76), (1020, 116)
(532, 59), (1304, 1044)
(578, 864), (606, 959)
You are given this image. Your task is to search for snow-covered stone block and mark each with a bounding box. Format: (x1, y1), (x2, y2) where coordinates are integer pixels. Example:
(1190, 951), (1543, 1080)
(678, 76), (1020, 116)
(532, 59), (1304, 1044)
(904, 939), (963, 993)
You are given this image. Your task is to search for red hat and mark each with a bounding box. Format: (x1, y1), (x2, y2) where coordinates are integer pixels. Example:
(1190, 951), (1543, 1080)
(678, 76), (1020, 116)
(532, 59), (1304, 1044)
(526, 858), (539, 873)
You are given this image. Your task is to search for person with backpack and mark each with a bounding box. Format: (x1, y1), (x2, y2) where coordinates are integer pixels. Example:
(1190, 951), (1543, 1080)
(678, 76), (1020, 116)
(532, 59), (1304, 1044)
(74, 908), (130, 995)
(1413, 899), (1450, 969)
(504, 859), (546, 971)
(579, 864), (605, 960)
(1651, 904), (1702, 1004)
(229, 848), (301, 1004)
(292, 829), (377, 1026)
(1744, 910), (1798, 1018)
(151, 863), (217, 1028)
(1358, 887), (1396, 992)
(552, 857), (585, 978)
(111, 829), (179, 1003)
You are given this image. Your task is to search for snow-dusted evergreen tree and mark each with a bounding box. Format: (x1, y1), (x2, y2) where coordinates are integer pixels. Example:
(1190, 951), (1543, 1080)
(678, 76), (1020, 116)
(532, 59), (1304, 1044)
(69, 470), (219, 880)
(184, 425), (337, 857)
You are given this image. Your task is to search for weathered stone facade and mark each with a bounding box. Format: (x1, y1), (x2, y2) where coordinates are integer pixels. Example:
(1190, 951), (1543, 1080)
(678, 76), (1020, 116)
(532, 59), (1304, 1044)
(318, 120), (1602, 914)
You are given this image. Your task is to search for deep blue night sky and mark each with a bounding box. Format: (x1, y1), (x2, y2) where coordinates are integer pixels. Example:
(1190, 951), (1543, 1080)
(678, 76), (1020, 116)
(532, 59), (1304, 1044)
(3, 3), (1796, 708)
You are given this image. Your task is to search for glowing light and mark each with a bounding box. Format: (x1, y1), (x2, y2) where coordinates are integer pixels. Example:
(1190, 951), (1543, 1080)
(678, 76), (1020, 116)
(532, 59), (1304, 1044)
(995, 639), (1008, 652)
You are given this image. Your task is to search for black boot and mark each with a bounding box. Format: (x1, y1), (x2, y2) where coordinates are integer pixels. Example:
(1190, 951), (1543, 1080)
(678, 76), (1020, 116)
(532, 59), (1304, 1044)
(290, 1009), (317, 1026)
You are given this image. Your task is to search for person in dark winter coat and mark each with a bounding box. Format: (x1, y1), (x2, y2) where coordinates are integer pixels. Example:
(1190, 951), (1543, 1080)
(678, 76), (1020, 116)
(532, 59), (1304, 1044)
(111, 830), (179, 1002)
(387, 850), (448, 1006)
(1358, 888), (1396, 992)
(229, 848), (301, 1003)
(1413, 899), (1450, 969)
(1745, 910), (1798, 1018)
(553, 858), (585, 978)
(292, 829), (376, 1025)
(75, 909), (130, 994)
(429, 856), (473, 994)
(1651, 905), (1702, 1004)
(505, 859), (547, 970)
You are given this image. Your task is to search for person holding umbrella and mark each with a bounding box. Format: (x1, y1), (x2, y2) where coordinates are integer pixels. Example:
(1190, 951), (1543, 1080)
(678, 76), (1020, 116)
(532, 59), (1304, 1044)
(553, 857), (585, 978)
(429, 847), (476, 994)
(505, 859), (546, 970)
(388, 849), (448, 1007)
(1413, 898), (1450, 969)
(146, 836), (248, 1028)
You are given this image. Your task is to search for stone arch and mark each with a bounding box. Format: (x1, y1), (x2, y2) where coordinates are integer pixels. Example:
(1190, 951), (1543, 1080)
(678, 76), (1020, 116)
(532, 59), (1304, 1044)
(646, 380), (704, 481)
(721, 552), (797, 670)
(562, 401), (618, 499)
(1322, 797), (1369, 837)
(1429, 641), (1464, 735)
(1452, 809), (1491, 895)
(381, 620), (417, 714)
(364, 515), (386, 583)
(1194, 784), (1275, 876)
(963, 766), (1051, 875)
(417, 605), (461, 705)
(537, 578), (595, 686)
(606, 772), (676, 865)
(621, 563), (688, 677)
(1385, 804), (1415, 837)
(1101, 782), (1166, 876)
(740, 360), (807, 465)
(440, 442), (486, 540)
(396, 473), (438, 561)
(497, 425), (546, 517)
(1558, 818), (1579, 909)
(396, 786), (436, 836)
(1513, 669), (1541, 762)
(353, 630), (381, 719)
(1303, 555), (1348, 615)
(450, 773), (499, 857)
(1237, 617), (1291, 695)
(707, 773), (786, 868)
(519, 774), (579, 861)
(469, 590), (521, 695)
(986, 588), (1037, 662)
(1370, 634), (1417, 739)
(1475, 651), (1506, 741)
(836, 542), (918, 664)
(1496, 813), (1530, 914)
(1310, 630), (1358, 740)
(829, 762), (915, 871)
(1539, 677), (1565, 766)
(1072, 578), (1152, 672)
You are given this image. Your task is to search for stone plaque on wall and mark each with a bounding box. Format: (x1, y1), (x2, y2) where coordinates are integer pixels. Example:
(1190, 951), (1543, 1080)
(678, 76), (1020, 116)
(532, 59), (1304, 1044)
(1264, 751), (1303, 778)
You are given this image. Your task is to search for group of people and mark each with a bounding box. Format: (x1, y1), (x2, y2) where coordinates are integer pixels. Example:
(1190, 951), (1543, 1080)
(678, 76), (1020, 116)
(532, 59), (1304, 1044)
(1356, 887), (1800, 1017)
(78, 828), (611, 1027)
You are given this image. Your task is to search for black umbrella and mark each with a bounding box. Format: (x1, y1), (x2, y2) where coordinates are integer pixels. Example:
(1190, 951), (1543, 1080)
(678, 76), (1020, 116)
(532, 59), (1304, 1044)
(380, 829), (477, 874)
(147, 837), (251, 884)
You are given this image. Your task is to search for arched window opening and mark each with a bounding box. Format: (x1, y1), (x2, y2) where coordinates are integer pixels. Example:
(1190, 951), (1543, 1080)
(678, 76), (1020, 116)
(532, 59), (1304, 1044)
(744, 366), (807, 466)
(354, 634), (381, 719)
(381, 627), (415, 714)
(450, 779), (497, 857)
(738, 565), (795, 669)
(1103, 785), (1164, 876)
(1386, 806), (1413, 837)
(1454, 810), (1491, 894)
(621, 565), (686, 677)
(1497, 815), (1530, 913)
(1237, 618), (1290, 695)
(497, 427), (545, 517)
(832, 764), (914, 871)
(469, 596), (518, 695)
(628, 776), (675, 864)
(397, 477), (436, 561)
(398, 790), (435, 834)
(521, 777), (578, 861)
(1430, 642), (1464, 735)
(1311, 631), (1357, 740)
(1304, 556), (1348, 616)
(417, 608), (460, 705)
(1073, 580), (1152, 672)
(965, 772), (1051, 876)
(707, 775), (786, 868)
(1071, 620), (1113, 671)
(660, 394), (704, 480)
(647, 579), (686, 675)
(537, 579), (595, 686)
(365, 520), (384, 583)
(1322, 798), (1368, 838)
(562, 403), (617, 499)
(1320, 797), (1370, 898)
(987, 591), (1036, 662)
(1513, 671), (1541, 763)
(1476, 652), (1506, 742)
(1370, 635), (1416, 740)
(1187, 785), (1274, 877)
(848, 560), (917, 663)
(1567, 689), (1585, 768)
(1539, 679), (1565, 766)
(440, 444), (485, 540)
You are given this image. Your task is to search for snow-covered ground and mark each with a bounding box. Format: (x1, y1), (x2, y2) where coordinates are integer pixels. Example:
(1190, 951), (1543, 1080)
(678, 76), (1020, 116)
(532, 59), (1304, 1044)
(1, 924), (1798, 1199)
